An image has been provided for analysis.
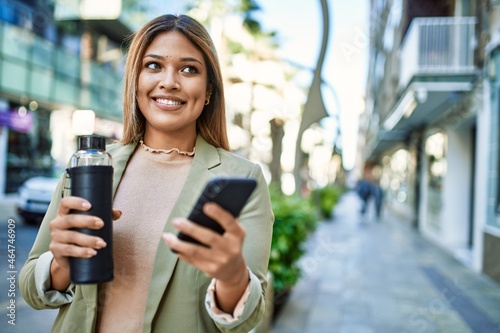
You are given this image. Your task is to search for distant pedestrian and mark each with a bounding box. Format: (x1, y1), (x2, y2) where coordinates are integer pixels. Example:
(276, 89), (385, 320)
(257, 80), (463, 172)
(372, 182), (384, 220)
(356, 177), (372, 216)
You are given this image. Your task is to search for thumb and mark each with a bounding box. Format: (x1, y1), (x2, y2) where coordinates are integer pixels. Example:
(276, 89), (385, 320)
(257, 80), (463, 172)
(112, 209), (123, 221)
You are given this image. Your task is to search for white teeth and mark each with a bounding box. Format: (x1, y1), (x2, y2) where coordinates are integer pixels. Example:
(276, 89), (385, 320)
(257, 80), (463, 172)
(155, 98), (182, 105)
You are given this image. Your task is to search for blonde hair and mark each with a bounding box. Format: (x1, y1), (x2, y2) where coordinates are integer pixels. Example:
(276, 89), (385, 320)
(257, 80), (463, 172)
(121, 14), (229, 150)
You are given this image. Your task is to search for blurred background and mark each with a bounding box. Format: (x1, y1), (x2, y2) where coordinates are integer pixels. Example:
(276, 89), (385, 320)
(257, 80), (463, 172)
(2, 0), (500, 332)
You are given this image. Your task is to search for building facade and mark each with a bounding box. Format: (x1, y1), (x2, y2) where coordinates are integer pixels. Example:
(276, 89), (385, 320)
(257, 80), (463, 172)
(0, 0), (134, 196)
(361, 0), (500, 282)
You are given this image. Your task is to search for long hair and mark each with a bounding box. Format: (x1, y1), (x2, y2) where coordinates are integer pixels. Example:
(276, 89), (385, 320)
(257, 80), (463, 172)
(121, 14), (229, 150)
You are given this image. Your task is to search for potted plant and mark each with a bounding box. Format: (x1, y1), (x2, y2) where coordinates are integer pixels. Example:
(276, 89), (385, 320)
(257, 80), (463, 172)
(310, 184), (344, 219)
(267, 187), (318, 318)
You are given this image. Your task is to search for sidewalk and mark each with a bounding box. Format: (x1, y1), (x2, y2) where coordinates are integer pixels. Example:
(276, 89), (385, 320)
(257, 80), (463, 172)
(270, 191), (500, 333)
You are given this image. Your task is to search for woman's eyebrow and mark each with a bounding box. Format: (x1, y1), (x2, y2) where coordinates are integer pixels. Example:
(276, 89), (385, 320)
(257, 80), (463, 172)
(179, 57), (203, 65)
(143, 54), (203, 64)
(143, 54), (163, 60)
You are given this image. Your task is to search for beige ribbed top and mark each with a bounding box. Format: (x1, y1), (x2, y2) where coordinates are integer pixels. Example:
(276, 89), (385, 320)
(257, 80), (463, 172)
(96, 146), (193, 332)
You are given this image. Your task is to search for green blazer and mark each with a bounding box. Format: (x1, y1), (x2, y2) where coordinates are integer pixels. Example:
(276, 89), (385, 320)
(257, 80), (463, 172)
(19, 136), (274, 333)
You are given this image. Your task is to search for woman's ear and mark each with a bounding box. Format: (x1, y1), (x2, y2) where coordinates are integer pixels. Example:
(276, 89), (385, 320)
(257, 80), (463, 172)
(206, 85), (213, 100)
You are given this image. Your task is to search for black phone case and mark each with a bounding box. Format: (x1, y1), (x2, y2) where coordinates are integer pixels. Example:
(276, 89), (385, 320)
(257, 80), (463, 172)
(177, 177), (257, 246)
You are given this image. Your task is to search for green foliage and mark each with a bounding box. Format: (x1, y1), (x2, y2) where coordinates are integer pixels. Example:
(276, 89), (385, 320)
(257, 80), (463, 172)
(268, 187), (318, 293)
(239, 0), (261, 12)
(310, 185), (343, 219)
(226, 38), (245, 54)
(239, 0), (262, 34)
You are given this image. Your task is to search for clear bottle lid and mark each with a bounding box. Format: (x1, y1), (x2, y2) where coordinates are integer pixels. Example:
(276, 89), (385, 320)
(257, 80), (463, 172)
(70, 135), (112, 167)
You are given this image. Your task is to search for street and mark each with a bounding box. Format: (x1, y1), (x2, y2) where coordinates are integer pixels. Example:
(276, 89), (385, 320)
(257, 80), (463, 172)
(1, 196), (57, 332)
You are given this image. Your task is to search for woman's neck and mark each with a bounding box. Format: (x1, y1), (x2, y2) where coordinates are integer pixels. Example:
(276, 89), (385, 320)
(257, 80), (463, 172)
(142, 131), (196, 151)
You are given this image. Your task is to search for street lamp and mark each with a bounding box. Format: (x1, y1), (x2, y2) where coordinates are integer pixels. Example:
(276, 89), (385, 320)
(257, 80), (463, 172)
(294, 0), (331, 193)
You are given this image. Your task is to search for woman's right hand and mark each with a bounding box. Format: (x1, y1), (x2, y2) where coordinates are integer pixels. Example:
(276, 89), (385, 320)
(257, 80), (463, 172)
(48, 197), (121, 291)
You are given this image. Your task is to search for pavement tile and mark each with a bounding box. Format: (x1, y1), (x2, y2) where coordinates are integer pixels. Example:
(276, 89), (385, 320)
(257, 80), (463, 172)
(338, 324), (374, 333)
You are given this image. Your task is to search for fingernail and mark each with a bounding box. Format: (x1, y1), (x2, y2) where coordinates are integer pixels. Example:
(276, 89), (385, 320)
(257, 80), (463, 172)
(162, 233), (174, 242)
(96, 240), (106, 248)
(173, 219), (184, 227)
(204, 203), (215, 213)
(82, 201), (91, 208)
(87, 249), (97, 256)
(95, 220), (104, 227)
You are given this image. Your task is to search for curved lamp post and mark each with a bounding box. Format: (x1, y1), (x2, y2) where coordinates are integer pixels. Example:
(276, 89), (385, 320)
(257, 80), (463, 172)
(293, 0), (330, 192)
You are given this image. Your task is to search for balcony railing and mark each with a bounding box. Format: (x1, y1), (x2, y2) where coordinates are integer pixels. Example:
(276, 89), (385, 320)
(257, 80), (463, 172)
(399, 17), (476, 89)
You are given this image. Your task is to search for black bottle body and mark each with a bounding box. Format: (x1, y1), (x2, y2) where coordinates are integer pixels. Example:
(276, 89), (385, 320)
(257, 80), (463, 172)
(68, 165), (113, 284)
(68, 135), (114, 284)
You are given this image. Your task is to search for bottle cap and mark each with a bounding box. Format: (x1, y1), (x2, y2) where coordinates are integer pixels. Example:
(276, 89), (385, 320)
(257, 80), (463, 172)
(78, 135), (106, 151)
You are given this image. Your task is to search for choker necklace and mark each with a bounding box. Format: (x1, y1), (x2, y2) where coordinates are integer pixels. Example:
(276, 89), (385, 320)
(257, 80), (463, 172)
(139, 139), (195, 156)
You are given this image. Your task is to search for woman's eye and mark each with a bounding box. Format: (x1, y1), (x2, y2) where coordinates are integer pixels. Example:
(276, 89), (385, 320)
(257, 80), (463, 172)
(181, 66), (198, 74)
(146, 62), (160, 70)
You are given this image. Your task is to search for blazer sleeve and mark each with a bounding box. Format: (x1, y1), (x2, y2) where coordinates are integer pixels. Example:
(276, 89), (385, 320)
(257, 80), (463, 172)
(19, 173), (73, 310)
(212, 162), (274, 332)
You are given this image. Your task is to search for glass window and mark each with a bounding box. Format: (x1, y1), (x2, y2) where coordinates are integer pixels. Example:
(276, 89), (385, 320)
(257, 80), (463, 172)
(1, 59), (29, 92)
(425, 131), (447, 229)
(2, 24), (31, 62)
(6, 108), (53, 193)
(381, 148), (413, 205)
(425, 132), (447, 190)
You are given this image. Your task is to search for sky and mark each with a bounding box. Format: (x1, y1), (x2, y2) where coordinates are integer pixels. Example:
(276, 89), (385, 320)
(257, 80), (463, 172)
(148, 0), (369, 171)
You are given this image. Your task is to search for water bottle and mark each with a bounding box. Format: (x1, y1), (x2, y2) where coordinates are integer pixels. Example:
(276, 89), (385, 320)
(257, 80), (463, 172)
(68, 135), (114, 284)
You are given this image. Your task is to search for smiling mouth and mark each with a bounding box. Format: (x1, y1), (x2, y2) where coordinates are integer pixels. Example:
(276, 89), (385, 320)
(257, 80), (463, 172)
(154, 98), (184, 105)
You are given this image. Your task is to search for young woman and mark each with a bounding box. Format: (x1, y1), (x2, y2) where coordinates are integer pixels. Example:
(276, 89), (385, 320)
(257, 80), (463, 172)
(20, 14), (274, 333)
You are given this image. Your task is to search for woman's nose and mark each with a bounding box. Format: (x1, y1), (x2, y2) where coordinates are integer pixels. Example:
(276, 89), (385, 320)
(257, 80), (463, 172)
(159, 69), (180, 90)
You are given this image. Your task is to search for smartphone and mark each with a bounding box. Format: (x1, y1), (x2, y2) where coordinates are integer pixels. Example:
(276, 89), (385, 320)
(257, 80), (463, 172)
(177, 177), (257, 247)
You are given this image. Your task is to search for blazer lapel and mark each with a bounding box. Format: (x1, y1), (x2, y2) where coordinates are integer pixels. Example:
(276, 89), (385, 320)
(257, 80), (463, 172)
(108, 143), (137, 196)
(142, 135), (221, 330)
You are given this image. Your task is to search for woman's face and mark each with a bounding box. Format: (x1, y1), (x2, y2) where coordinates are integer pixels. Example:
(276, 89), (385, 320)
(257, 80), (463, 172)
(137, 31), (210, 141)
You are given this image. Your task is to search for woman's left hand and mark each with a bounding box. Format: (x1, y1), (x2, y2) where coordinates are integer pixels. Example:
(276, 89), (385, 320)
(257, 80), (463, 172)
(162, 202), (248, 287)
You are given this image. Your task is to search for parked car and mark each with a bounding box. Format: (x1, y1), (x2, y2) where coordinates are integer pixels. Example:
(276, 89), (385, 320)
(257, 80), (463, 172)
(17, 175), (60, 225)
